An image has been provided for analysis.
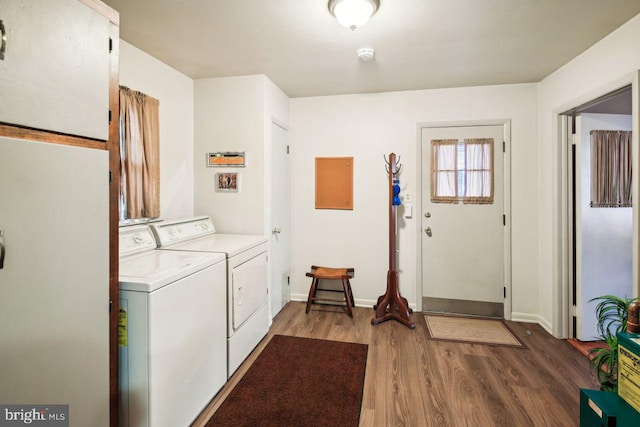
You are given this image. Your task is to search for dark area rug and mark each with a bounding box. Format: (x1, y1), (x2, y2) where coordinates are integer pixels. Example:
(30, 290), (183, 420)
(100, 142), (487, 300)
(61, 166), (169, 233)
(205, 335), (368, 427)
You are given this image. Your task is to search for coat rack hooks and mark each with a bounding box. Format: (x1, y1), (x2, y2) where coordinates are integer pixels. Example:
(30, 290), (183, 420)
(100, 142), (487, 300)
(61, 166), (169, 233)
(383, 154), (403, 177)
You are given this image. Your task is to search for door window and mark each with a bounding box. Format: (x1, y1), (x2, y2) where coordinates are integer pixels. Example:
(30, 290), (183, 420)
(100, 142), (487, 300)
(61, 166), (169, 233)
(431, 138), (494, 204)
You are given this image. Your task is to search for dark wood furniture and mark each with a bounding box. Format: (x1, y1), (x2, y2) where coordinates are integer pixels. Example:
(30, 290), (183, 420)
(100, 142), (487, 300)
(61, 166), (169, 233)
(372, 153), (415, 329)
(305, 266), (355, 317)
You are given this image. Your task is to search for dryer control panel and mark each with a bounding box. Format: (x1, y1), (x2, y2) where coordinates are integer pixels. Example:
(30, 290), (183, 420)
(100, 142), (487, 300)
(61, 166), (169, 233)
(151, 216), (216, 246)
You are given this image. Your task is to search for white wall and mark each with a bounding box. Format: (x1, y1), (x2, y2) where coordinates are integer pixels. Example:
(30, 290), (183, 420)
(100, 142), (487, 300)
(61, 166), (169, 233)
(119, 41), (195, 220)
(538, 13), (640, 336)
(578, 114), (633, 339)
(289, 84), (539, 317)
(194, 75), (289, 234)
(194, 75), (265, 234)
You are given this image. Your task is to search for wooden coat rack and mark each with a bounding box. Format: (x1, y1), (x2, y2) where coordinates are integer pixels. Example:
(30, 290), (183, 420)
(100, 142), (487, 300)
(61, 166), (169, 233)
(372, 153), (415, 329)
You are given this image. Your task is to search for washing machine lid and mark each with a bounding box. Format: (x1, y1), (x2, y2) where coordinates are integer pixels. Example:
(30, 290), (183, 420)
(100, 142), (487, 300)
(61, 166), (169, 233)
(119, 250), (224, 292)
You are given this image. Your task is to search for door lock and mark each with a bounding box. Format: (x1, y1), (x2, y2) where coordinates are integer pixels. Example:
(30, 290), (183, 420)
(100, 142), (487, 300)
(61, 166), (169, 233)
(424, 227), (432, 237)
(424, 212), (431, 218)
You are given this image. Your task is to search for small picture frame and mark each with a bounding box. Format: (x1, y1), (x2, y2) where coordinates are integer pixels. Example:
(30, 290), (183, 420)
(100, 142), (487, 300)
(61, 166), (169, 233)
(215, 172), (239, 192)
(207, 152), (246, 167)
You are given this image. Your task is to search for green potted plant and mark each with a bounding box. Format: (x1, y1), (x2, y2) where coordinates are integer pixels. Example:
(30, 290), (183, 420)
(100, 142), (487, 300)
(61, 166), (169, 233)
(588, 294), (640, 391)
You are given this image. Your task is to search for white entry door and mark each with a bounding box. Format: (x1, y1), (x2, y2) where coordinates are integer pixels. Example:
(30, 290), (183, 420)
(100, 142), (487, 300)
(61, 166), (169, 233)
(421, 124), (509, 318)
(270, 122), (290, 318)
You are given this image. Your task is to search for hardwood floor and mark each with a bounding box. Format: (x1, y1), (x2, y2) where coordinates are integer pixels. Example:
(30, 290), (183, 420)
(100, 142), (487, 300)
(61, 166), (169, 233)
(193, 302), (599, 427)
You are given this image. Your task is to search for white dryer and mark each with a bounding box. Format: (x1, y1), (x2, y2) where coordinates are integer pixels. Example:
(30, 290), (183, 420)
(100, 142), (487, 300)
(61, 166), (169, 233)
(118, 225), (227, 427)
(150, 216), (269, 378)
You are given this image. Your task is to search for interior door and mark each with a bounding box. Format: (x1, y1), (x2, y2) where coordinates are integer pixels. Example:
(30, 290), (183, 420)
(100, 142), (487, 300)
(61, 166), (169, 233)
(421, 124), (507, 317)
(0, 137), (109, 426)
(270, 122), (290, 318)
(574, 113), (633, 340)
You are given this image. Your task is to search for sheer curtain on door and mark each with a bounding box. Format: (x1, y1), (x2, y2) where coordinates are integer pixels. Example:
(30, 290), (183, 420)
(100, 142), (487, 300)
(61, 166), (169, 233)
(431, 138), (494, 204)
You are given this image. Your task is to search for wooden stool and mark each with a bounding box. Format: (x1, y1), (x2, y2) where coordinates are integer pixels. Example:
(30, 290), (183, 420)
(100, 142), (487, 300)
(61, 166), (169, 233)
(305, 266), (355, 317)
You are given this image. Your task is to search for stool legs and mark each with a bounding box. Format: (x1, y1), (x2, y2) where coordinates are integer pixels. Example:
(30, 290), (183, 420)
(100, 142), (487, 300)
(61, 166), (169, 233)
(305, 277), (319, 314)
(342, 278), (353, 317)
(347, 279), (355, 307)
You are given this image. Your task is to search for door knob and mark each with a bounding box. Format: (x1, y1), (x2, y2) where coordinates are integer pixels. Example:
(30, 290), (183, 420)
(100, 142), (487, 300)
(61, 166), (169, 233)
(272, 228), (281, 234)
(424, 227), (432, 237)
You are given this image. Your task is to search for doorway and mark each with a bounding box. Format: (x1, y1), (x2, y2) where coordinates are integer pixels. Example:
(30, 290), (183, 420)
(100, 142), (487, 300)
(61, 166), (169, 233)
(419, 121), (512, 319)
(562, 87), (633, 340)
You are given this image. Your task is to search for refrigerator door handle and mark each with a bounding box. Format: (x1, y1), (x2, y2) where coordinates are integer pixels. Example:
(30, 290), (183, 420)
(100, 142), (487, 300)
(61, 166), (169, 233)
(0, 230), (5, 269)
(0, 20), (5, 61)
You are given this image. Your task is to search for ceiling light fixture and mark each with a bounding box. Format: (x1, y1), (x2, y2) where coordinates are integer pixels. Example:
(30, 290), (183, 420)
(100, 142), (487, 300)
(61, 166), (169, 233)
(328, 0), (380, 31)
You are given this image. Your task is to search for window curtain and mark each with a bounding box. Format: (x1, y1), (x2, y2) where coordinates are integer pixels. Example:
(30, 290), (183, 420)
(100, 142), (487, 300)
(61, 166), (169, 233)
(463, 138), (494, 204)
(431, 139), (458, 203)
(590, 130), (632, 208)
(119, 86), (160, 219)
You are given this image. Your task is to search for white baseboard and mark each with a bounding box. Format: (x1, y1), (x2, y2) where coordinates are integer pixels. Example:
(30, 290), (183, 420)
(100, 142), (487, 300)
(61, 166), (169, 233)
(292, 294), (547, 331)
(290, 293), (417, 311)
(511, 312), (553, 335)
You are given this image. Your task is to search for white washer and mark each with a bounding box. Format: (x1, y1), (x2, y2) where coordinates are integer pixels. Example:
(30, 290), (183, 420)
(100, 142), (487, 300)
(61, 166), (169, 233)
(118, 225), (227, 427)
(150, 216), (269, 378)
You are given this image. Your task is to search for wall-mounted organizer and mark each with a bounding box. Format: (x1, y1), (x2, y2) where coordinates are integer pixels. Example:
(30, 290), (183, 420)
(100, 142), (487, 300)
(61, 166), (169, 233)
(315, 157), (353, 210)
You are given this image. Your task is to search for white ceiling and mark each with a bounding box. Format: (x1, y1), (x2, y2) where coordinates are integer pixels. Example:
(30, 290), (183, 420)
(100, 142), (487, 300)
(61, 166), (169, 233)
(102, 0), (640, 98)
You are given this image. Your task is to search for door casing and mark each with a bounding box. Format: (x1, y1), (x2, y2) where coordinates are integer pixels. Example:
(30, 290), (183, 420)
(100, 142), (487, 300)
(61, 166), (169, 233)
(556, 72), (640, 339)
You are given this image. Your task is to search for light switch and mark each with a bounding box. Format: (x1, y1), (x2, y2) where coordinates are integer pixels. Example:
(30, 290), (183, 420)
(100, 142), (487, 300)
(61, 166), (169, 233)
(404, 203), (413, 218)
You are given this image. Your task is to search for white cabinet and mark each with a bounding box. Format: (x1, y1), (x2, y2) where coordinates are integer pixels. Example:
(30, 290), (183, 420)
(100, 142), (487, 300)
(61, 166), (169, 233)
(0, 0), (110, 140)
(0, 137), (110, 427)
(0, 1), (114, 426)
